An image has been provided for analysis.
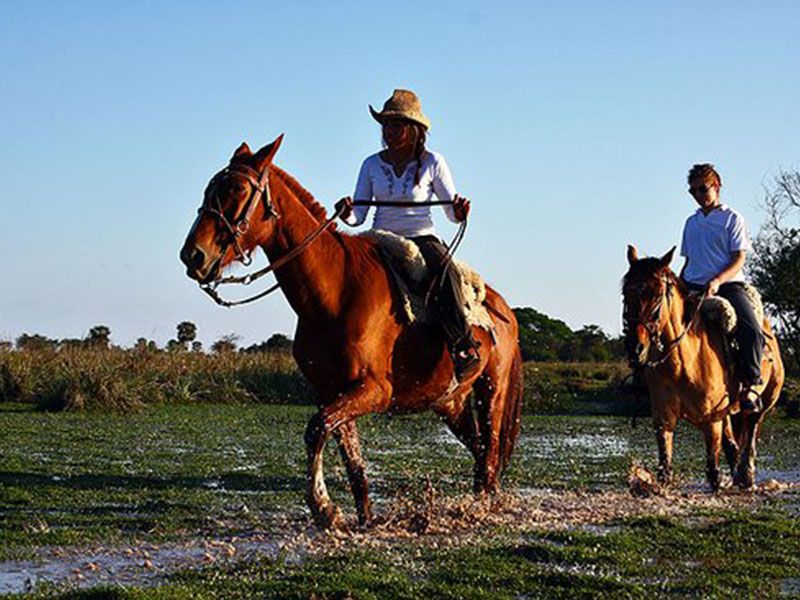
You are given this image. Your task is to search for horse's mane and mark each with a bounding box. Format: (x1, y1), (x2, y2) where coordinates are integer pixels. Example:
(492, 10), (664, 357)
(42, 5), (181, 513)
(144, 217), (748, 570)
(271, 166), (337, 231)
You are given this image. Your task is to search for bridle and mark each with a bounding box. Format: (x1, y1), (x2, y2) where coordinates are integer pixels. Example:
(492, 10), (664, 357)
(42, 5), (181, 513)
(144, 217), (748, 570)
(195, 162), (342, 307)
(623, 274), (706, 368)
(198, 162), (276, 267)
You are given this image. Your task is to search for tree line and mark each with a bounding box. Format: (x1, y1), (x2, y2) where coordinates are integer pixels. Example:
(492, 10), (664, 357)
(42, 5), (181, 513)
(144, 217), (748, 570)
(5, 315), (623, 363)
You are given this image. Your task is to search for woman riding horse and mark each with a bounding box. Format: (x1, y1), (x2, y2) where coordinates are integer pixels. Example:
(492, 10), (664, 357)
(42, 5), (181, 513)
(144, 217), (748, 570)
(335, 89), (481, 382)
(179, 99), (523, 528)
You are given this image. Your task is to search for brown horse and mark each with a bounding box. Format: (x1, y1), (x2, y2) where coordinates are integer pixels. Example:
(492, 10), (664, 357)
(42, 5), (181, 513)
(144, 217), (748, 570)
(622, 246), (784, 490)
(180, 136), (523, 528)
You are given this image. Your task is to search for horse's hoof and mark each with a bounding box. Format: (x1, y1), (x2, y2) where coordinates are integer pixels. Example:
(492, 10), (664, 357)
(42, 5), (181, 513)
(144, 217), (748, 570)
(734, 468), (755, 490)
(313, 504), (345, 530)
(656, 469), (672, 487)
(357, 509), (373, 528)
(706, 469), (721, 492)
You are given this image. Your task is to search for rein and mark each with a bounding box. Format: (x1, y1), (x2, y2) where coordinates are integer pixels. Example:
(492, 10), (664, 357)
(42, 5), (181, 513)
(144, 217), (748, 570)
(197, 189), (467, 309)
(626, 277), (707, 368)
(200, 206), (343, 307)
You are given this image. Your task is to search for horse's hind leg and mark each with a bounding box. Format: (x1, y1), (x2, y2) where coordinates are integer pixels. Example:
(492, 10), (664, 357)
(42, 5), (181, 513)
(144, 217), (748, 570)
(437, 393), (482, 490)
(734, 413), (761, 489)
(333, 421), (371, 525)
(438, 393), (479, 455)
(702, 420), (723, 492)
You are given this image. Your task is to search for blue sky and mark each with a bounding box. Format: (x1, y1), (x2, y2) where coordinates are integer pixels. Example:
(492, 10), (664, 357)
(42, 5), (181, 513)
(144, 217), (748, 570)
(1, 1), (798, 347)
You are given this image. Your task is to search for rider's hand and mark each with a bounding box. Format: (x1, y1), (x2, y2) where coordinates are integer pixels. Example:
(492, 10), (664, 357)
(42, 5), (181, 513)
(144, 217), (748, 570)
(335, 196), (354, 221)
(705, 277), (721, 296)
(453, 195), (470, 222)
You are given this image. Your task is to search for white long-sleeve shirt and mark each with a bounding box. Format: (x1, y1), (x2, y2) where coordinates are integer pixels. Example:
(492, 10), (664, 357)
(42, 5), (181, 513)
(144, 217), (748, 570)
(346, 150), (460, 237)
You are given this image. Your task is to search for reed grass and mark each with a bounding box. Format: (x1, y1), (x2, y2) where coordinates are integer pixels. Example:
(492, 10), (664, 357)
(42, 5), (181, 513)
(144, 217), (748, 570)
(0, 347), (306, 411)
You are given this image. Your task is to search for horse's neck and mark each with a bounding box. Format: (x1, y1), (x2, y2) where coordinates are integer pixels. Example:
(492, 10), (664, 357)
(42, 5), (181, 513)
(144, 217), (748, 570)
(664, 287), (688, 342)
(263, 173), (345, 320)
(663, 287), (718, 375)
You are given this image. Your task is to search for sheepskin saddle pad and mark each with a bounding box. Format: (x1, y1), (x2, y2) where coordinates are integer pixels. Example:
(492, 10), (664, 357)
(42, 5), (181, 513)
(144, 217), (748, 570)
(360, 230), (493, 330)
(698, 283), (764, 335)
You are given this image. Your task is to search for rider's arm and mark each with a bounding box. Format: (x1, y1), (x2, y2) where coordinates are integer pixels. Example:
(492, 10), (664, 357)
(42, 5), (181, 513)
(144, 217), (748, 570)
(431, 154), (460, 223)
(679, 258), (689, 280)
(708, 250), (746, 289)
(344, 159), (373, 226)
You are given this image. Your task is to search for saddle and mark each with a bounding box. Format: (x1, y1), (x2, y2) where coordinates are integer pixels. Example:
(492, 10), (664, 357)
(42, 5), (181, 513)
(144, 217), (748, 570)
(360, 230), (494, 332)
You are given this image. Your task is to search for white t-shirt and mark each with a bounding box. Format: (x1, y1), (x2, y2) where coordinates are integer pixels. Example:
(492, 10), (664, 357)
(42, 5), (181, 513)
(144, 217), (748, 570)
(680, 203), (752, 286)
(346, 150), (460, 237)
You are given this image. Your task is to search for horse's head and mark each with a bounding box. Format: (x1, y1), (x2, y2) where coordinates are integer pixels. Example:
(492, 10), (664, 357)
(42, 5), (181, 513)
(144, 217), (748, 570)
(180, 135), (284, 283)
(622, 245), (677, 367)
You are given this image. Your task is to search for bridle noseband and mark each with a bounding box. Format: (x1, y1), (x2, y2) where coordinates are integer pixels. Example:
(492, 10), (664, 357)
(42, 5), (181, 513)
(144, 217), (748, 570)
(199, 163), (277, 267)
(623, 274), (705, 368)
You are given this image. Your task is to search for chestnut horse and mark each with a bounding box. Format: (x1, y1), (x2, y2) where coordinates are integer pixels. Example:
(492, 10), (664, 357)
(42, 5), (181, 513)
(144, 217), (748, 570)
(622, 246), (784, 490)
(180, 136), (523, 527)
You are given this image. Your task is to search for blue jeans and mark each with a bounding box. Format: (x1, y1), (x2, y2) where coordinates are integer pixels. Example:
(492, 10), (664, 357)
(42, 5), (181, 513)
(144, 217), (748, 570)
(686, 281), (764, 385)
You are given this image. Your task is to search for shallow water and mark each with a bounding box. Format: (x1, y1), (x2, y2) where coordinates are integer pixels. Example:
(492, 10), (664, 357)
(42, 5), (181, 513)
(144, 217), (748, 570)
(1, 405), (798, 594)
(0, 534), (287, 595)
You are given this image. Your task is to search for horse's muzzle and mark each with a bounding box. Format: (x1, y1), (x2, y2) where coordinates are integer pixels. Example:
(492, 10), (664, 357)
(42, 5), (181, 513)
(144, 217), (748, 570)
(626, 341), (647, 368)
(180, 243), (219, 283)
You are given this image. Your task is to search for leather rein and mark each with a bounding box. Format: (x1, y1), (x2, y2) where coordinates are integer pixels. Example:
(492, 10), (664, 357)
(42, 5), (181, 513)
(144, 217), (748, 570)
(197, 163), (343, 307)
(195, 167), (464, 308)
(624, 276), (706, 368)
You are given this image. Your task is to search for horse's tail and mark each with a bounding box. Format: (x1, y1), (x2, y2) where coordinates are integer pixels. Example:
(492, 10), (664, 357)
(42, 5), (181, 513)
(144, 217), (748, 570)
(499, 344), (524, 475)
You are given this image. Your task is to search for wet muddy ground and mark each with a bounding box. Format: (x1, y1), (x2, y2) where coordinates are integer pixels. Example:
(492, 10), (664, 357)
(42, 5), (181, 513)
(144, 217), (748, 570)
(1, 403), (798, 598)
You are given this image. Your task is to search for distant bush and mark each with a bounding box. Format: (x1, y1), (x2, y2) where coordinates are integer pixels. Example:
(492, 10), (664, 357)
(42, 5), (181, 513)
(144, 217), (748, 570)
(0, 346), (307, 411)
(522, 361), (630, 415)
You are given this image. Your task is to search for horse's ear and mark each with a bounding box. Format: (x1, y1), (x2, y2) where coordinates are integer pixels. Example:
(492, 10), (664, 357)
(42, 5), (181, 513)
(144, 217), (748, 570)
(232, 142), (251, 160)
(254, 134), (285, 171)
(627, 245), (639, 265)
(660, 246), (676, 267)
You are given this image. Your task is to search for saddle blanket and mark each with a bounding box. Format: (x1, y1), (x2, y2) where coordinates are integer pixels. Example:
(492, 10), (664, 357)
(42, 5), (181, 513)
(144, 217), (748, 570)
(360, 230), (494, 331)
(699, 283), (764, 334)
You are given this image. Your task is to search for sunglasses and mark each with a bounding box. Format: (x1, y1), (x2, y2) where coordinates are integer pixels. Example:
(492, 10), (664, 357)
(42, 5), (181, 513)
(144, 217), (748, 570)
(689, 184), (714, 195)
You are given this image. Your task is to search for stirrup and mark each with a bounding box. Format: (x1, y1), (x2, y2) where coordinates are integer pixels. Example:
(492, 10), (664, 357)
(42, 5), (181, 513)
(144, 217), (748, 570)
(450, 335), (481, 382)
(453, 346), (481, 382)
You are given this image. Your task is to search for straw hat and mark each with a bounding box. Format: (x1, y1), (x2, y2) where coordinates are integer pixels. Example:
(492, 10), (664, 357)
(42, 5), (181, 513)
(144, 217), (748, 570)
(369, 89), (431, 131)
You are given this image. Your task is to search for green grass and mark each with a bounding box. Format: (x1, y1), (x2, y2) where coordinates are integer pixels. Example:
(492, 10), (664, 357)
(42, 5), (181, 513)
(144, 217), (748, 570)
(1, 403), (799, 598)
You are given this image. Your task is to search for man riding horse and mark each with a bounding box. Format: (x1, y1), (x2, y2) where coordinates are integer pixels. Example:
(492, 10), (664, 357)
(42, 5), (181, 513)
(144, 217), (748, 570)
(679, 163), (765, 413)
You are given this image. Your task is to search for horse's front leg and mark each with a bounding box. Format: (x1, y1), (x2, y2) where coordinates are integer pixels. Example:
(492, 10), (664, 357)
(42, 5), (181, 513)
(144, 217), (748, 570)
(721, 416), (740, 481)
(304, 378), (388, 529)
(333, 421), (371, 525)
(654, 421), (675, 486)
(702, 420), (723, 492)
